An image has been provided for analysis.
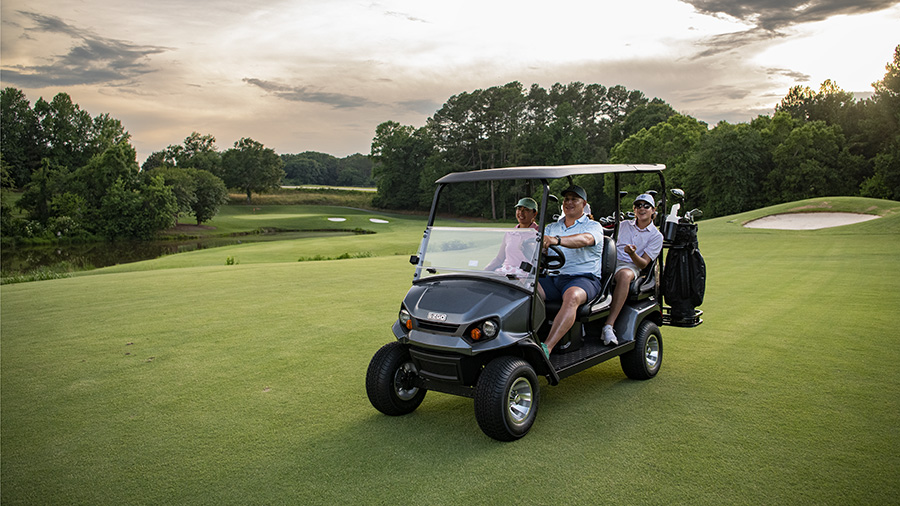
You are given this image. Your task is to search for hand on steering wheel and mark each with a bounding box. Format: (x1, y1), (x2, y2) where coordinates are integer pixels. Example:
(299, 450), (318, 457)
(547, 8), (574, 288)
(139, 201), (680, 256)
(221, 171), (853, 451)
(542, 244), (566, 271)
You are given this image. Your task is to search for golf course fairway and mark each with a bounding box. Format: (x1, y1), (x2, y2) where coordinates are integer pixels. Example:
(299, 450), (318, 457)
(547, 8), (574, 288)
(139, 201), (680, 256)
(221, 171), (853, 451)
(2, 197), (898, 505)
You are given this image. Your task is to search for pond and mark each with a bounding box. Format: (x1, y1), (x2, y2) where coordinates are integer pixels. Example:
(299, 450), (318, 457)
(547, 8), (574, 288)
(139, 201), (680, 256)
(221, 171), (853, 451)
(0, 230), (340, 277)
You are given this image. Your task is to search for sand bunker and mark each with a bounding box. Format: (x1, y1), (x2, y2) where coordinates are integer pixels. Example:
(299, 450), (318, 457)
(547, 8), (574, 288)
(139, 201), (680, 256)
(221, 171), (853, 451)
(369, 218), (390, 224)
(744, 212), (879, 230)
(327, 217), (346, 222)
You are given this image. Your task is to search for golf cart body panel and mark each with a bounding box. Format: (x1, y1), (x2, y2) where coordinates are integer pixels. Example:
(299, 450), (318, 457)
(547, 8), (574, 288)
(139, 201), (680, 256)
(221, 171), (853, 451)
(400, 277), (535, 354)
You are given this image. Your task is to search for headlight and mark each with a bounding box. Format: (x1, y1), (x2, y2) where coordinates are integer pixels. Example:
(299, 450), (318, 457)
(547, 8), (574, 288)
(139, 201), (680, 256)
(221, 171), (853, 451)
(468, 319), (499, 341)
(399, 309), (412, 330)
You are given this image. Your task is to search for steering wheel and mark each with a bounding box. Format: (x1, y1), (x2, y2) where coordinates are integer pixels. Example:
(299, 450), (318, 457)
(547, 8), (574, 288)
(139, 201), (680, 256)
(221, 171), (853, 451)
(542, 244), (566, 271)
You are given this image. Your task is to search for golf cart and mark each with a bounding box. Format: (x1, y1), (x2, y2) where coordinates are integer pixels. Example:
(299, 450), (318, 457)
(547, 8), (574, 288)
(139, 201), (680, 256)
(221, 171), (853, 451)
(366, 164), (701, 441)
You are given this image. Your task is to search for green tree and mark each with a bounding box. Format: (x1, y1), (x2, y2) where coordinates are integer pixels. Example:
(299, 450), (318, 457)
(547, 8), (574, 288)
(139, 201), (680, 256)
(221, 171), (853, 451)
(523, 102), (591, 167)
(0, 155), (23, 235)
(141, 150), (168, 172)
(768, 121), (864, 202)
(777, 80), (856, 125)
(190, 169), (229, 224)
(145, 132), (222, 174)
(71, 139), (142, 210)
(282, 155), (325, 185)
(176, 132), (222, 175)
(609, 114), (708, 193)
(33, 93), (95, 171)
(97, 175), (176, 240)
(611, 99), (678, 146)
(147, 166), (228, 224)
(0, 88), (41, 188)
(149, 166), (197, 219)
(336, 154), (374, 186)
(682, 122), (770, 217)
(860, 138), (900, 200)
(860, 45), (900, 200)
(221, 137), (284, 202)
(370, 121), (431, 210)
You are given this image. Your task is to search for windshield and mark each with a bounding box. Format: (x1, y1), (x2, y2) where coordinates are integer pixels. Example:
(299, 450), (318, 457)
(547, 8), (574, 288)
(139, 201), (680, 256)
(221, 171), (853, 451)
(414, 226), (540, 290)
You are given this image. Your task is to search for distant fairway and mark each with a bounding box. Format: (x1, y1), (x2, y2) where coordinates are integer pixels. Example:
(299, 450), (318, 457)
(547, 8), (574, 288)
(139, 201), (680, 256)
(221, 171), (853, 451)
(91, 204), (430, 273)
(2, 197), (899, 505)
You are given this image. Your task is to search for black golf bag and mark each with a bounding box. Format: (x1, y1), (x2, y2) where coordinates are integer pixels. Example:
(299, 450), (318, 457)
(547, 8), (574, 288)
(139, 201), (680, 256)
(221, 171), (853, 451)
(663, 222), (706, 323)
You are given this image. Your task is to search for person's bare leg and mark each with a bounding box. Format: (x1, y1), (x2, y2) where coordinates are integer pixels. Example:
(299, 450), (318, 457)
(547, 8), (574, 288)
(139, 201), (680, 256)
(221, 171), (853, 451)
(606, 269), (635, 327)
(603, 269), (635, 344)
(544, 287), (587, 353)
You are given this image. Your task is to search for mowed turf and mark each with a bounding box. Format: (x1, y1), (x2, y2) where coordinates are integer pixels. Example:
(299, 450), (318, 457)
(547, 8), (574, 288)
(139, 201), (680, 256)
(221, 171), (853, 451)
(2, 197), (899, 505)
(92, 205), (430, 273)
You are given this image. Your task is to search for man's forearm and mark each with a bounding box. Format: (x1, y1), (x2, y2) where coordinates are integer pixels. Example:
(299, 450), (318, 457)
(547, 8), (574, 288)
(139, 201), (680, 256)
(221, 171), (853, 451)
(559, 232), (595, 248)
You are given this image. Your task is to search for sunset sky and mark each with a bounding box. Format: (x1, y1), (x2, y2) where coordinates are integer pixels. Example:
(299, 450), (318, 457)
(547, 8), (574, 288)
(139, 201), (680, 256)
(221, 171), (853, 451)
(2, 0), (898, 164)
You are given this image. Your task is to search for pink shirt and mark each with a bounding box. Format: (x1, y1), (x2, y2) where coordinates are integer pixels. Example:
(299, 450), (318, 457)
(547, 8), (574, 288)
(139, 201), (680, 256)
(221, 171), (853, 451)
(488, 222), (539, 276)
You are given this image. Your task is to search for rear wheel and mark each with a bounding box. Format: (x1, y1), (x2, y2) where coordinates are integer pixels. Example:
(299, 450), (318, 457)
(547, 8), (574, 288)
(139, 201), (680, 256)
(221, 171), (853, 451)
(366, 341), (426, 415)
(474, 356), (539, 441)
(620, 320), (663, 380)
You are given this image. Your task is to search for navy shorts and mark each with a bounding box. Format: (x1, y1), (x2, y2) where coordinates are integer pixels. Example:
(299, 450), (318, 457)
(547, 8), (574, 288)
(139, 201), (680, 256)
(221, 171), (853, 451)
(539, 274), (601, 302)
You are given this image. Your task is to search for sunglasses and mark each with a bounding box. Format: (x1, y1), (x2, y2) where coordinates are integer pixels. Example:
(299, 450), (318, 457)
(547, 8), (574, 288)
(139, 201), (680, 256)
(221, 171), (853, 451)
(634, 202), (654, 209)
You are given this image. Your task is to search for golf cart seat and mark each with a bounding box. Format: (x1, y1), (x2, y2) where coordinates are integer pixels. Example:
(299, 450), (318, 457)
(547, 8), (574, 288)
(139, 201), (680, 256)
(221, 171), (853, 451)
(544, 234), (617, 320)
(626, 258), (658, 301)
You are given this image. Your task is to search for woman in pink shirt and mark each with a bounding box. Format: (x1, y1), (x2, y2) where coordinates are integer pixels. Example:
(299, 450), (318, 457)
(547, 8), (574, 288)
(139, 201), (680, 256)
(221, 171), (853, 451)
(485, 198), (539, 276)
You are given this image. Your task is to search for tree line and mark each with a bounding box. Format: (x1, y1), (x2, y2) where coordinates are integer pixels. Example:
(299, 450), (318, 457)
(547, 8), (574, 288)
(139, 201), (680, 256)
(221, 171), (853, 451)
(0, 88), (372, 243)
(2, 45), (896, 243)
(370, 46), (900, 220)
(282, 152), (374, 187)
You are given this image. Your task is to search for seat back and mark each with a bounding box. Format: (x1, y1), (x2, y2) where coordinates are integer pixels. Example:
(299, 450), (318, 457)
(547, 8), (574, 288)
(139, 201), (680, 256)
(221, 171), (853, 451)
(598, 235), (617, 298)
(628, 256), (659, 300)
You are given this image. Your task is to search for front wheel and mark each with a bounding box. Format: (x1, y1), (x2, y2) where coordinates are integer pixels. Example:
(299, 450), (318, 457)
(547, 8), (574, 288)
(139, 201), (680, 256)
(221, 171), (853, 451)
(474, 356), (540, 441)
(620, 320), (663, 380)
(366, 341), (426, 415)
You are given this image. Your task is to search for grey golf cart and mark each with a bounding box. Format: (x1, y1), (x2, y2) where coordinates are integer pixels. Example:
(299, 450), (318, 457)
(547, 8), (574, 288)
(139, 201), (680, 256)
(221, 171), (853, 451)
(366, 164), (702, 441)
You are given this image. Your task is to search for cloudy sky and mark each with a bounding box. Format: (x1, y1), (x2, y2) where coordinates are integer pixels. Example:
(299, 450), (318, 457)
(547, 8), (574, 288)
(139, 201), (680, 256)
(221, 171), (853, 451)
(2, 0), (898, 164)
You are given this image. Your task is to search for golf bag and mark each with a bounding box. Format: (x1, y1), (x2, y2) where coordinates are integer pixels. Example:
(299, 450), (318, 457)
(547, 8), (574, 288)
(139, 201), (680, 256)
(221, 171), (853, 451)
(663, 222), (706, 322)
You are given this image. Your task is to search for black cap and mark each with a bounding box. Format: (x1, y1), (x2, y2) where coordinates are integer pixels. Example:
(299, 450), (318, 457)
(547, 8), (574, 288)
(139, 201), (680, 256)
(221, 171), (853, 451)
(561, 185), (588, 202)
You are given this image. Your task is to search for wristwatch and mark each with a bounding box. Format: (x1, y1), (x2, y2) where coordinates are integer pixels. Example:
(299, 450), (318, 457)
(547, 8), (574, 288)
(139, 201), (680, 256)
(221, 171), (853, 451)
(555, 236), (561, 246)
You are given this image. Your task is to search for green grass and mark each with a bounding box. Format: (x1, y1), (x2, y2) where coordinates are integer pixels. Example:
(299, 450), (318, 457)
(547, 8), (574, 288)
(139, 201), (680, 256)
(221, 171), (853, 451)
(90, 205), (430, 273)
(2, 197), (899, 505)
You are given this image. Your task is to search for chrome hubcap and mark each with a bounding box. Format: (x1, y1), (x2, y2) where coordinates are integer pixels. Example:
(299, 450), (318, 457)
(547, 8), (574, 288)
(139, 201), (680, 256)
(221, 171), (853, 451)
(645, 336), (660, 369)
(507, 377), (533, 424)
(394, 362), (420, 401)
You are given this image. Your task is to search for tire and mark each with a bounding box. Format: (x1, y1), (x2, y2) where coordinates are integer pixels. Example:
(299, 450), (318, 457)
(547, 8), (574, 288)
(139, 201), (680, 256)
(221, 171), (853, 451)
(474, 356), (540, 441)
(366, 341), (426, 416)
(620, 320), (663, 380)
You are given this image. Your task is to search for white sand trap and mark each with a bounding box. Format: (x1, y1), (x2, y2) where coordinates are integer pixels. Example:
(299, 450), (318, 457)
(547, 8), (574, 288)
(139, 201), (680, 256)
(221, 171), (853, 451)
(369, 218), (389, 224)
(327, 217), (346, 222)
(744, 212), (879, 230)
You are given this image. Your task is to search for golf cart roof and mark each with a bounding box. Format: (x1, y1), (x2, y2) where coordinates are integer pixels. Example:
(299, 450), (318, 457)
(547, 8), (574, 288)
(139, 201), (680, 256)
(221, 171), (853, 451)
(435, 164), (666, 184)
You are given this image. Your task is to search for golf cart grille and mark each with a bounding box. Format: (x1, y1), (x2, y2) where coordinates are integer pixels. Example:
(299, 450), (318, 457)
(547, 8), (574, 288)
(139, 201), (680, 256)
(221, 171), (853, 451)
(415, 320), (460, 334)
(409, 348), (463, 382)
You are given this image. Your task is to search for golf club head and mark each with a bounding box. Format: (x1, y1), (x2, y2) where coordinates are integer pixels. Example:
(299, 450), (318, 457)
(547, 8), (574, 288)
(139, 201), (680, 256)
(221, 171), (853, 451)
(671, 188), (685, 201)
(547, 194), (561, 220)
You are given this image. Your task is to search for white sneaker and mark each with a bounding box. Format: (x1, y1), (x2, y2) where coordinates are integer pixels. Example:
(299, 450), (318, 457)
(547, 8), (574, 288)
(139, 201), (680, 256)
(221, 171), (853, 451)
(602, 325), (618, 346)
